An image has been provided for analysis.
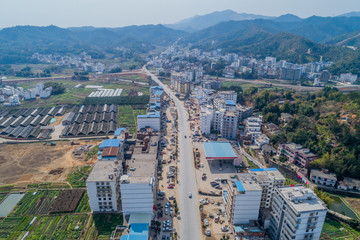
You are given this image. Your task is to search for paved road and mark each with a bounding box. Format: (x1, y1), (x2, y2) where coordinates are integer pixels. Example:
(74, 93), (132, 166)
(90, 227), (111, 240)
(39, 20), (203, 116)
(143, 67), (201, 240)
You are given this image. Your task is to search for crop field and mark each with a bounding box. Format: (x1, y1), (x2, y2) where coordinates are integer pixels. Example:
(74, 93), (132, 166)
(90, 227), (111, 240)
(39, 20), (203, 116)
(0, 193), (7, 203)
(9, 190), (60, 217)
(92, 214), (124, 239)
(75, 192), (91, 213)
(50, 189), (85, 213)
(66, 166), (93, 188)
(16, 78), (149, 108)
(117, 105), (147, 133)
(321, 218), (360, 240)
(1, 214), (90, 240)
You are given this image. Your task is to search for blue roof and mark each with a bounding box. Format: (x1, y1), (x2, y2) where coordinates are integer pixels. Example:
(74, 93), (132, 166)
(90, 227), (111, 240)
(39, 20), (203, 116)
(154, 90), (163, 96)
(225, 100), (236, 106)
(234, 226), (244, 233)
(250, 168), (278, 172)
(137, 112), (160, 118)
(99, 139), (121, 149)
(114, 128), (126, 137)
(235, 181), (245, 192)
(202, 142), (237, 159)
(120, 223), (149, 240)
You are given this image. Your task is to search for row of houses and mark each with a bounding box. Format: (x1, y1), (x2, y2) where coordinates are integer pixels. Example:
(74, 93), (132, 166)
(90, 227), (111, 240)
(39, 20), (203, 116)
(310, 169), (360, 191)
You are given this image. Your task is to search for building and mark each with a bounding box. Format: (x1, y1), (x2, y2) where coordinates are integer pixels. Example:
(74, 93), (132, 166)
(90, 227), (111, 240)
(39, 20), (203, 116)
(244, 116), (263, 139)
(310, 170), (337, 187)
(338, 177), (360, 191)
(120, 135), (159, 216)
(212, 109), (225, 133)
(250, 168), (285, 209)
(319, 70), (330, 83)
(218, 91), (237, 103)
(221, 111), (238, 139)
(200, 108), (212, 135)
(280, 113), (294, 124)
(264, 123), (282, 136)
(137, 112), (160, 132)
(7, 94), (20, 106)
(269, 186), (327, 240)
(234, 225), (266, 240)
(86, 161), (122, 212)
(39, 87), (52, 99)
(277, 143), (317, 168)
(280, 67), (301, 81)
(202, 142), (242, 166)
(237, 105), (253, 120)
(340, 73), (358, 83)
(101, 147), (120, 161)
(223, 174), (262, 225)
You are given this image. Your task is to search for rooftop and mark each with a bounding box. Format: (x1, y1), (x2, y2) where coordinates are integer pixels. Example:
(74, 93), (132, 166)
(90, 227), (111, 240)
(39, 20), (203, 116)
(202, 142), (237, 160)
(310, 170), (337, 181)
(102, 147), (120, 157)
(99, 139), (121, 149)
(250, 168), (285, 182)
(225, 100), (236, 106)
(87, 161), (120, 182)
(283, 143), (317, 158)
(137, 112), (160, 118)
(233, 174), (262, 193)
(277, 186), (327, 213)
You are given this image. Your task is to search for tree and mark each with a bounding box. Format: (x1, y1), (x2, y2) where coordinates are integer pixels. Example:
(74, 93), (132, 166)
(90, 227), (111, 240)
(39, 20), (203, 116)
(44, 82), (65, 95)
(109, 67), (122, 73)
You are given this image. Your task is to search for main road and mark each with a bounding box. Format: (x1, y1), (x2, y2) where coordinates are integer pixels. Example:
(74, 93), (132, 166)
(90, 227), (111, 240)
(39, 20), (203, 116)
(143, 66), (201, 240)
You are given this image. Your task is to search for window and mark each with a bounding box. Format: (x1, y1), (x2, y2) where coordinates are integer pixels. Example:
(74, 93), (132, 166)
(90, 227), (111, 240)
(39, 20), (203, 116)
(98, 198), (101, 201)
(109, 198), (112, 201)
(103, 198), (106, 200)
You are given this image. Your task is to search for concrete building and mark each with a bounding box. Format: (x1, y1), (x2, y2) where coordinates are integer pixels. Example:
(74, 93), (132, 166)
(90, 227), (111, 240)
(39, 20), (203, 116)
(137, 112), (160, 132)
(120, 135), (159, 215)
(338, 177), (360, 191)
(221, 111), (238, 139)
(218, 91), (237, 103)
(212, 109), (225, 133)
(277, 143), (317, 168)
(244, 116), (263, 139)
(280, 67), (301, 81)
(86, 161), (122, 212)
(269, 186), (327, 240)
(310, 170), (337, 187)
(200, 108), (212, 135)
(40, 87), (52, 99)
(8, 94), (20, 106)
(223, 174), (262, 225)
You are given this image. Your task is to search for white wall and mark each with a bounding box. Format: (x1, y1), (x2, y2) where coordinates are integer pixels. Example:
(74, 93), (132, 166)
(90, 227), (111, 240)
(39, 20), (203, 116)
(233, 190), (262, 224)
(120, 183), (154, 215)
(137, 117), (160, 131)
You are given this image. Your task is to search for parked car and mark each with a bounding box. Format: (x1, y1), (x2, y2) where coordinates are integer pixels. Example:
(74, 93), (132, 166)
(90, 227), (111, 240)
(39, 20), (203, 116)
(221, 226), (229, 232)
(214, 216), (219, 223)
(167, 185), (174, 189)
(206, 228), (211, 236)
(204, 219), (209, 226)
(188, 192), (192, 198)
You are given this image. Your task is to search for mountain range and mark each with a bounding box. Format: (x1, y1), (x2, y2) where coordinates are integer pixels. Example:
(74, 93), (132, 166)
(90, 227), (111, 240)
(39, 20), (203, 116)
(1, 10), (360, 70)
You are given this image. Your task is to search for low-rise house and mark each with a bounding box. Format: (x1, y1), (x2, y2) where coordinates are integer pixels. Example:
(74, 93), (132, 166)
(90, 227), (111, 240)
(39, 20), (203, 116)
(280, 113), (293, 124)
(264, 123), (282, 135)
(338, 177), (360, 191)
(310, 170), (337, 187)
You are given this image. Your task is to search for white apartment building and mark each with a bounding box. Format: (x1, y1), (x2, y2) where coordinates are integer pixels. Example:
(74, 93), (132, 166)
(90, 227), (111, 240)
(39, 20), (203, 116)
(221, 111), (238, 139)
(218, 90), (237, 103)
(224, 174), (262, 225)
(214, 98), (237, 111)
(244, 116), (263, 138)
(120, 136), (158, 216)
(86, 161), (122, 213)
(200, 108), (213, 135)
(137, 112), (160, 131)
(269, 186), (327, 240)
(8, 94), (20, 106)
(24, 89), (37, 100)
(212, 109), (225, 132)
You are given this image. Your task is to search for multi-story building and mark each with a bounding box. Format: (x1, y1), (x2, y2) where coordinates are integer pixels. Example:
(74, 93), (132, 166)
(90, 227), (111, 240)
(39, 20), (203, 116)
(277, 143), (317, 168)
(269, 186), (327, 240)
(244, 116), (263, 139)
(200, 108), (212, 135)
(249, 168), (285, 209)
(221, 111), (238, 139)
(310, 170), (337, 187)
(223, 174), (262, 225)
(218, 91), (237, 103)
(40, 87), (52, 99)
(120, 135), (159, 216)
(280, 67), (301, 81)
(212, 109), (225, 133)
(86, 161), (122, 213)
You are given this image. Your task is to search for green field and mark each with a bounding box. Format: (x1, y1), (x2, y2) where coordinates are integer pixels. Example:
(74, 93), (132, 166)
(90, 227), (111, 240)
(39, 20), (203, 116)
(66, 166), (93, 188)
(117, 105), (147, 133)
(321, 218), (360, 240)
(13, 79), (149, 108)
(222, 80), (286, 91)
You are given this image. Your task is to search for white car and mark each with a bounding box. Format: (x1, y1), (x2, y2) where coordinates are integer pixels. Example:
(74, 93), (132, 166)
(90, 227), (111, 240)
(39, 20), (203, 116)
(188, 192), (192, 198)
(206, 228), (211, 236)
(204, 219), (209, 226)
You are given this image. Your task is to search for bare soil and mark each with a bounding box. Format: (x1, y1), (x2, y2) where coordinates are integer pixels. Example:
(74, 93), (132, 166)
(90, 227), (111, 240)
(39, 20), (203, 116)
(0, 140), (99, 185)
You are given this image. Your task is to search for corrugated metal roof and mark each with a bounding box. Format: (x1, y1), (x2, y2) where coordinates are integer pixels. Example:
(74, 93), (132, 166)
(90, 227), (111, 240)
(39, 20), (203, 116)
(202, 142), (237, 159)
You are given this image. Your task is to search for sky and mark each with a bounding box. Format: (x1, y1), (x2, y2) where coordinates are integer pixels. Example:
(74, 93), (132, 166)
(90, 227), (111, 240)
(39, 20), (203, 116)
(0, 0), (359, 28)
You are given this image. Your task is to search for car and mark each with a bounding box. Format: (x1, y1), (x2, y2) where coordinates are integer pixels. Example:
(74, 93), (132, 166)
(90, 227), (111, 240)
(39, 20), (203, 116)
(167, 185), (174, 189)
(221, 226), (229, 232)
(214, 216), (219, 223)
(158, 191), (165, 196)
(184, 135), (187, 138)
(204, 219), (209, 226)
(165, 209), (168, 215)
(219, 167), (223, 171)
(170, 207), (173, 214)
(206, 228), (211, 236)
(162, 235), (166, 240)
(169, 196), (175, 200)
(188, 192), (192, 198)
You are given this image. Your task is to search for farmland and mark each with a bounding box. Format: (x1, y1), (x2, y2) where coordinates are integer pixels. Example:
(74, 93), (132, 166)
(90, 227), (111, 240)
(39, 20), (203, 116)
(117, 105), (147, 133)
(50, 189), (85, 213)
(66, 166), (93, 188)
(321, 217), (360, 240)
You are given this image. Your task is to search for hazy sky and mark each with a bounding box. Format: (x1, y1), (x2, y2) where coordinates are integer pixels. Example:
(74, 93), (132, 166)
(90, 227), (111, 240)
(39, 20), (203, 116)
(0, 0), (359, 28)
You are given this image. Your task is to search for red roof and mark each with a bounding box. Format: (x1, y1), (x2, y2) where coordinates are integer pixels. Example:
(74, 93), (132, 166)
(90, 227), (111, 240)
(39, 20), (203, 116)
(102, 147), (120, 157)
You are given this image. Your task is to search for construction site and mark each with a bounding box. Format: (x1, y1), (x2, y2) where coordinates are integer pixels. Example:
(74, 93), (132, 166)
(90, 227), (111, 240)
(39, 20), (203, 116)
(0, 140), (100, 185)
